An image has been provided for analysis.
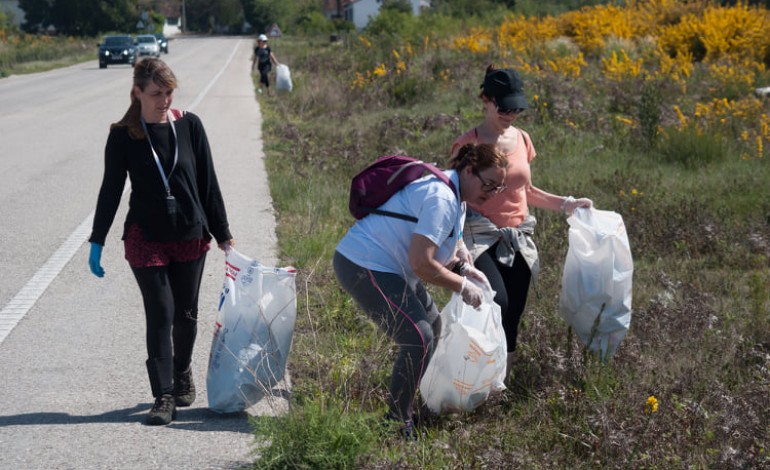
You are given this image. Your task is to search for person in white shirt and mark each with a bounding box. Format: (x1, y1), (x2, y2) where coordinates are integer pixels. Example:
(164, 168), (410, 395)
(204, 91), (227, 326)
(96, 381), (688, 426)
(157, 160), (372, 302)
(334, 143), (508, 439)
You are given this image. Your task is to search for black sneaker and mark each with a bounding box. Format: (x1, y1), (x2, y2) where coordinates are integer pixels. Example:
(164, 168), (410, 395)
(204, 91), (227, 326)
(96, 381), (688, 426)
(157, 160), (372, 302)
(383, 413), (417, 441)
(146, 394), (177, 425)
(399, 419), (417, 441)
(173, 367), (196, 407)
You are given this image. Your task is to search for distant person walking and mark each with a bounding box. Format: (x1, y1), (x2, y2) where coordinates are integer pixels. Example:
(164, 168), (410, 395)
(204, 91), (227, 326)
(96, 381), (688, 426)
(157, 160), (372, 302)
(88, 58), (234, 426)
(334, 143), (507, 439)
(251, 34), (280, 95)
(450, 65), (592, 377)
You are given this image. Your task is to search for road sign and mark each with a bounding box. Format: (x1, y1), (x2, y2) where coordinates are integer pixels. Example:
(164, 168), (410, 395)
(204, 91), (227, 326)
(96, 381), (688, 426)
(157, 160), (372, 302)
(268, 23), (282, 37)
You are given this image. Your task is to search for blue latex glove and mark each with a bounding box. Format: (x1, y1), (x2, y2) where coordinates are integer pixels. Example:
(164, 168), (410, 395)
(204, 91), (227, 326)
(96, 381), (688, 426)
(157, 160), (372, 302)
(89, 243), (105, 278)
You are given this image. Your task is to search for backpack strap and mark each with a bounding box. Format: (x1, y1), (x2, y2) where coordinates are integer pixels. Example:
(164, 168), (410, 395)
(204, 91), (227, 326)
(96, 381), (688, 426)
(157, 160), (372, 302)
(169, 109), (184, 121)
(370, 162), (457, 236)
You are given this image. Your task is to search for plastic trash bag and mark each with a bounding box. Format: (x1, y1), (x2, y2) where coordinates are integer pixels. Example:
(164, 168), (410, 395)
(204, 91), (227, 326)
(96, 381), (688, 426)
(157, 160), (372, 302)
(559, 207), (633, 359)
(206, 248), (297, 413)
(275, 64), (292, 92)
(419, 285), (507, 414)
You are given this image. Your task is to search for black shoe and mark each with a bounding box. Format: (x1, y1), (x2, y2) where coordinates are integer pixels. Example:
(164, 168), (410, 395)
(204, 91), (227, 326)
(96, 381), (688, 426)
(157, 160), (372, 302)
(383, 413), (417, 441)
(173, 367), (196, 407)
(146, 394), (177, 425)
(399, 419), (417, 441)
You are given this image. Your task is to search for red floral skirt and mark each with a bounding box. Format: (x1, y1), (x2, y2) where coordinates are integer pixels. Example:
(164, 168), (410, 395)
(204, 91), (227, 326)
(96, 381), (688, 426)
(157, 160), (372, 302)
(124, 224), (211, 268)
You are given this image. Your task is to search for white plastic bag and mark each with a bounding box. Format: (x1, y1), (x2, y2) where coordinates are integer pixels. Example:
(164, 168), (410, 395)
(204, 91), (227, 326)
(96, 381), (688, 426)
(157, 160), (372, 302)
(419, 285), (507, 414)
(206, 248), (297, 413)
(559, 207), (633, 359)
(275, 64), (292, 92)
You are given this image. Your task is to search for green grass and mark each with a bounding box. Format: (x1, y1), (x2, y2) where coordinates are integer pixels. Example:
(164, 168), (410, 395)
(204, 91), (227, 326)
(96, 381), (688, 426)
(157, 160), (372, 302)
(252, 32), (770, 468)
(0, 34), (96, 77)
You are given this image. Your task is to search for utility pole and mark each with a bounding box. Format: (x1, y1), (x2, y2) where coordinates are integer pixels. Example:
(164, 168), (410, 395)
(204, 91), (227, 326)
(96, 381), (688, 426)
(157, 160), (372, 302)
(181, 0), (187, 33)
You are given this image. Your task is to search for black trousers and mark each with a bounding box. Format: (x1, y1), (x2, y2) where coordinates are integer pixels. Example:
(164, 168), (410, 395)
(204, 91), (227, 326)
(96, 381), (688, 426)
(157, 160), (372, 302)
(131, 254), (206, 396)
(474, 244), (532, 353)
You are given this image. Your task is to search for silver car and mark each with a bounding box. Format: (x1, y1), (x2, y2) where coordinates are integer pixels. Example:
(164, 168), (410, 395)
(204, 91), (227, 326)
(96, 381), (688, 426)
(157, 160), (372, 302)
(135, 34), (161, 57)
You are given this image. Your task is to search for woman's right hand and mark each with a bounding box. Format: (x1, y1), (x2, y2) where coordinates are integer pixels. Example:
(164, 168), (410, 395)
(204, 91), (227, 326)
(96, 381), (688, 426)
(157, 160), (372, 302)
(88, 243), (105, 278)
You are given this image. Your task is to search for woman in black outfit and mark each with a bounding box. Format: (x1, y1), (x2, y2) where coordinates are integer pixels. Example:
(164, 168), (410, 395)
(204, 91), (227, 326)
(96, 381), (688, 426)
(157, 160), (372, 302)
(88, 58), (234, 425)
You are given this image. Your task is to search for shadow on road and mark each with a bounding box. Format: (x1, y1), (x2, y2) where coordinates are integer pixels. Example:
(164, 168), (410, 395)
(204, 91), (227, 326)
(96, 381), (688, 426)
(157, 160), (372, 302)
(0, 403), (259, 434)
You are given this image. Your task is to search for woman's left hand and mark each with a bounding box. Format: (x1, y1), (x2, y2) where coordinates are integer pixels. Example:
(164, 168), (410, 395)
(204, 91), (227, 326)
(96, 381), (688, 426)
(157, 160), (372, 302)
(218, 239), (235, 252)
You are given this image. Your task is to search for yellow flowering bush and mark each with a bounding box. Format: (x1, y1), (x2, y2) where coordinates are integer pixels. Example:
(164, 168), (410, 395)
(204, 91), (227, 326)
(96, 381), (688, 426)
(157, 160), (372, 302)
(602, 49), (643, 81)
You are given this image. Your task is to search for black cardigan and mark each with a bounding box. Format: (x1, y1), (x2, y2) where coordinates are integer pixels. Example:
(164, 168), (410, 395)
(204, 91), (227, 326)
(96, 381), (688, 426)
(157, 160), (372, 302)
(89, 111), (232, 245)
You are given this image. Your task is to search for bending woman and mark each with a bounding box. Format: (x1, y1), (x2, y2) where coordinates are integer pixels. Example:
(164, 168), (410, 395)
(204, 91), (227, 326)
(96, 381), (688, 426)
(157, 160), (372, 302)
(334, 143), (507, 439)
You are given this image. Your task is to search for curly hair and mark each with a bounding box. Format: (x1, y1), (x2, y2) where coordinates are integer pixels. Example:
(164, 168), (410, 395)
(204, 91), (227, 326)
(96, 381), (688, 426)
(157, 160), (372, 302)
(447, 143), (508, 173)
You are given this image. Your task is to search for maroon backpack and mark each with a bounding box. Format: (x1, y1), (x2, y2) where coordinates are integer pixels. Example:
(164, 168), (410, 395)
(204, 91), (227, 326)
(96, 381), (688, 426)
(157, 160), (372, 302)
(349, 155), (457, 221)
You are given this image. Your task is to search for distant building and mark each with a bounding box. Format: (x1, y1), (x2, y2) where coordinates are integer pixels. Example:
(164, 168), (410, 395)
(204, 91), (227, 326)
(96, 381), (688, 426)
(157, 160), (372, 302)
(0, 0), (24, 27)
(323, 0), (430, 30)
(163, 17), (181, 36)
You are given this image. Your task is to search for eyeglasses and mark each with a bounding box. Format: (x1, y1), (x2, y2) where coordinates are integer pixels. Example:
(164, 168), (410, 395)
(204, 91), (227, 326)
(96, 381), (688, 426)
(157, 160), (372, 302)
(473, 170), (507, 194)
(494, 102), (525, 117)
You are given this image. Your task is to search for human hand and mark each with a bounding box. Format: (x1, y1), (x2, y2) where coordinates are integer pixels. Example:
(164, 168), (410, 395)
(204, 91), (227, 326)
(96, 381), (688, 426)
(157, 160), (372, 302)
(89, 243), (105, 278)
(218, 239), (234, 252)
(561, 196), (593, 216)
(460, 277), (483, 309)
(456, 243), (473, 265)
(464, 266), (490, 290)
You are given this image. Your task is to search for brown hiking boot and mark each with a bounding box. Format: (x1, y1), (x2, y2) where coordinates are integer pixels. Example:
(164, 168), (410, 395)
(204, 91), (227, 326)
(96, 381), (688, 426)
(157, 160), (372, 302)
(146, 394), (177, 425)
(173, 367), (196, 407)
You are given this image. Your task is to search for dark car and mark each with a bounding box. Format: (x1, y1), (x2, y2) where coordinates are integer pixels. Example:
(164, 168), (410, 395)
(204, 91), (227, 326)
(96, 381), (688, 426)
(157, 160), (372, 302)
(153, 33), (169, 54)
(98, 35), (137, 69)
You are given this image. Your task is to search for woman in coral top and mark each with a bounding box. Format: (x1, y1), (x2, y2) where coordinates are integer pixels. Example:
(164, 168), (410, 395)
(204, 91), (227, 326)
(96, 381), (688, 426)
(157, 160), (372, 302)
(449, 65), (592, 377)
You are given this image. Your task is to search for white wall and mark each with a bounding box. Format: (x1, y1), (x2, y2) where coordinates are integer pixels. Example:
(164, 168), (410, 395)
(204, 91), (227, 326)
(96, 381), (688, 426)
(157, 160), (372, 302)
(163, 17), (181, 37)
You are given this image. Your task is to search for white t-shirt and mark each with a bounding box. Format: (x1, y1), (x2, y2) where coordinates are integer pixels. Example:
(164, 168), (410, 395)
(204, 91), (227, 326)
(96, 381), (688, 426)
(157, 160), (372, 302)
(336, 170), (464, 288)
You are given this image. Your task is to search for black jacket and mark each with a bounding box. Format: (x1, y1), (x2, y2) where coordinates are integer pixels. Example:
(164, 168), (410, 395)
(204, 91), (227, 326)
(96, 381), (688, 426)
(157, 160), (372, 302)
(89, 111), (232, 245)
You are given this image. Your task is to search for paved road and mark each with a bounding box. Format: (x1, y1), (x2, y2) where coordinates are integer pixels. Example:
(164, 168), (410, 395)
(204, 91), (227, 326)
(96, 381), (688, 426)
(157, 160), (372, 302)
(0, 36), (286, 469)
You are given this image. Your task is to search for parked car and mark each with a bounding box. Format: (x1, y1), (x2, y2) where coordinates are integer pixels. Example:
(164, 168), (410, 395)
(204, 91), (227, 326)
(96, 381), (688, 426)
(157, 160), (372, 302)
(135, 34), (161, 57)
(98, 35), (137, 69)
(153, 33), (169, 54)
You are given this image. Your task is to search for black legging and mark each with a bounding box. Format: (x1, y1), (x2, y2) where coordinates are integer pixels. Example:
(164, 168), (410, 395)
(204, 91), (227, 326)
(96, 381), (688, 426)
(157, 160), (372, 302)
(131, 254), (206, 396)
(333, 251), (441, 423)
(258, 66), (271, 88)
(473, 244), (531, 353)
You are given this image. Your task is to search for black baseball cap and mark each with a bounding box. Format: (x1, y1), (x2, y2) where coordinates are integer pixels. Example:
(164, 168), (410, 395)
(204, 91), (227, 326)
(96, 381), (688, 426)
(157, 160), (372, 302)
(481, 68), (528, 112)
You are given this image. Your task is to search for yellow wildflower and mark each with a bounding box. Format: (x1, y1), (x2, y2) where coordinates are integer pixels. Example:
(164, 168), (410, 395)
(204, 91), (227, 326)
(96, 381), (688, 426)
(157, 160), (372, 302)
(645, 395), (659, 414)
(372, 63), (386, 78)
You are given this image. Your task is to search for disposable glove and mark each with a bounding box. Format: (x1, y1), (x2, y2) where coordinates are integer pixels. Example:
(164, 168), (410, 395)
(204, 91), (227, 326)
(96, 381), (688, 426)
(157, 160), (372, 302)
(464, 266), (491, 290)
(89, 243), (105, 278)
(561, 196), (593, 216)
(460, 277), (483, 309)
(456, 242), (473, 265)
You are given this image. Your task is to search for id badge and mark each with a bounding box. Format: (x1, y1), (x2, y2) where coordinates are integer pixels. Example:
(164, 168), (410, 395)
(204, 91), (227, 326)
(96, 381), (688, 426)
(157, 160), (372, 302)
(165, 194), (177, 216)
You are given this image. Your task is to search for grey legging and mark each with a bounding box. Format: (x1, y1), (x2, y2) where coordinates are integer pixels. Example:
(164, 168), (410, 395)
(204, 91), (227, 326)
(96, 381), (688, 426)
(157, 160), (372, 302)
(333, 251), (441, 422)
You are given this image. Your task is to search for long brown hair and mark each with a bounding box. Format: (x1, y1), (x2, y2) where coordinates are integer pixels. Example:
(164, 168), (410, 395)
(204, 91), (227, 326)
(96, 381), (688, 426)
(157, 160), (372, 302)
(112, 58), (177, 140)
(448, 143), (508, 173)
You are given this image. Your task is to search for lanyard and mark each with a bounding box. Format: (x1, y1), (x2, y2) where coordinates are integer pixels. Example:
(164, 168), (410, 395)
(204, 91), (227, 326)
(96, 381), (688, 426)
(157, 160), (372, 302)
(140, 110), (178, 196)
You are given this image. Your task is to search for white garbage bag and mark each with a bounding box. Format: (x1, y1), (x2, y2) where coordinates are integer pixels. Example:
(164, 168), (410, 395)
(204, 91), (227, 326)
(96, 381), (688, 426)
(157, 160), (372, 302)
(559, 207), (633, 359)
(206, 248), (297, 413)
(419, 285), (507, 414)
(275, 64), (293, 92)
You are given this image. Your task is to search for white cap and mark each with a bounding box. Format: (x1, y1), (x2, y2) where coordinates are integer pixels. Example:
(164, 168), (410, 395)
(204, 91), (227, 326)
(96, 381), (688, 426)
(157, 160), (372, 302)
(258, 34), (268, 41)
